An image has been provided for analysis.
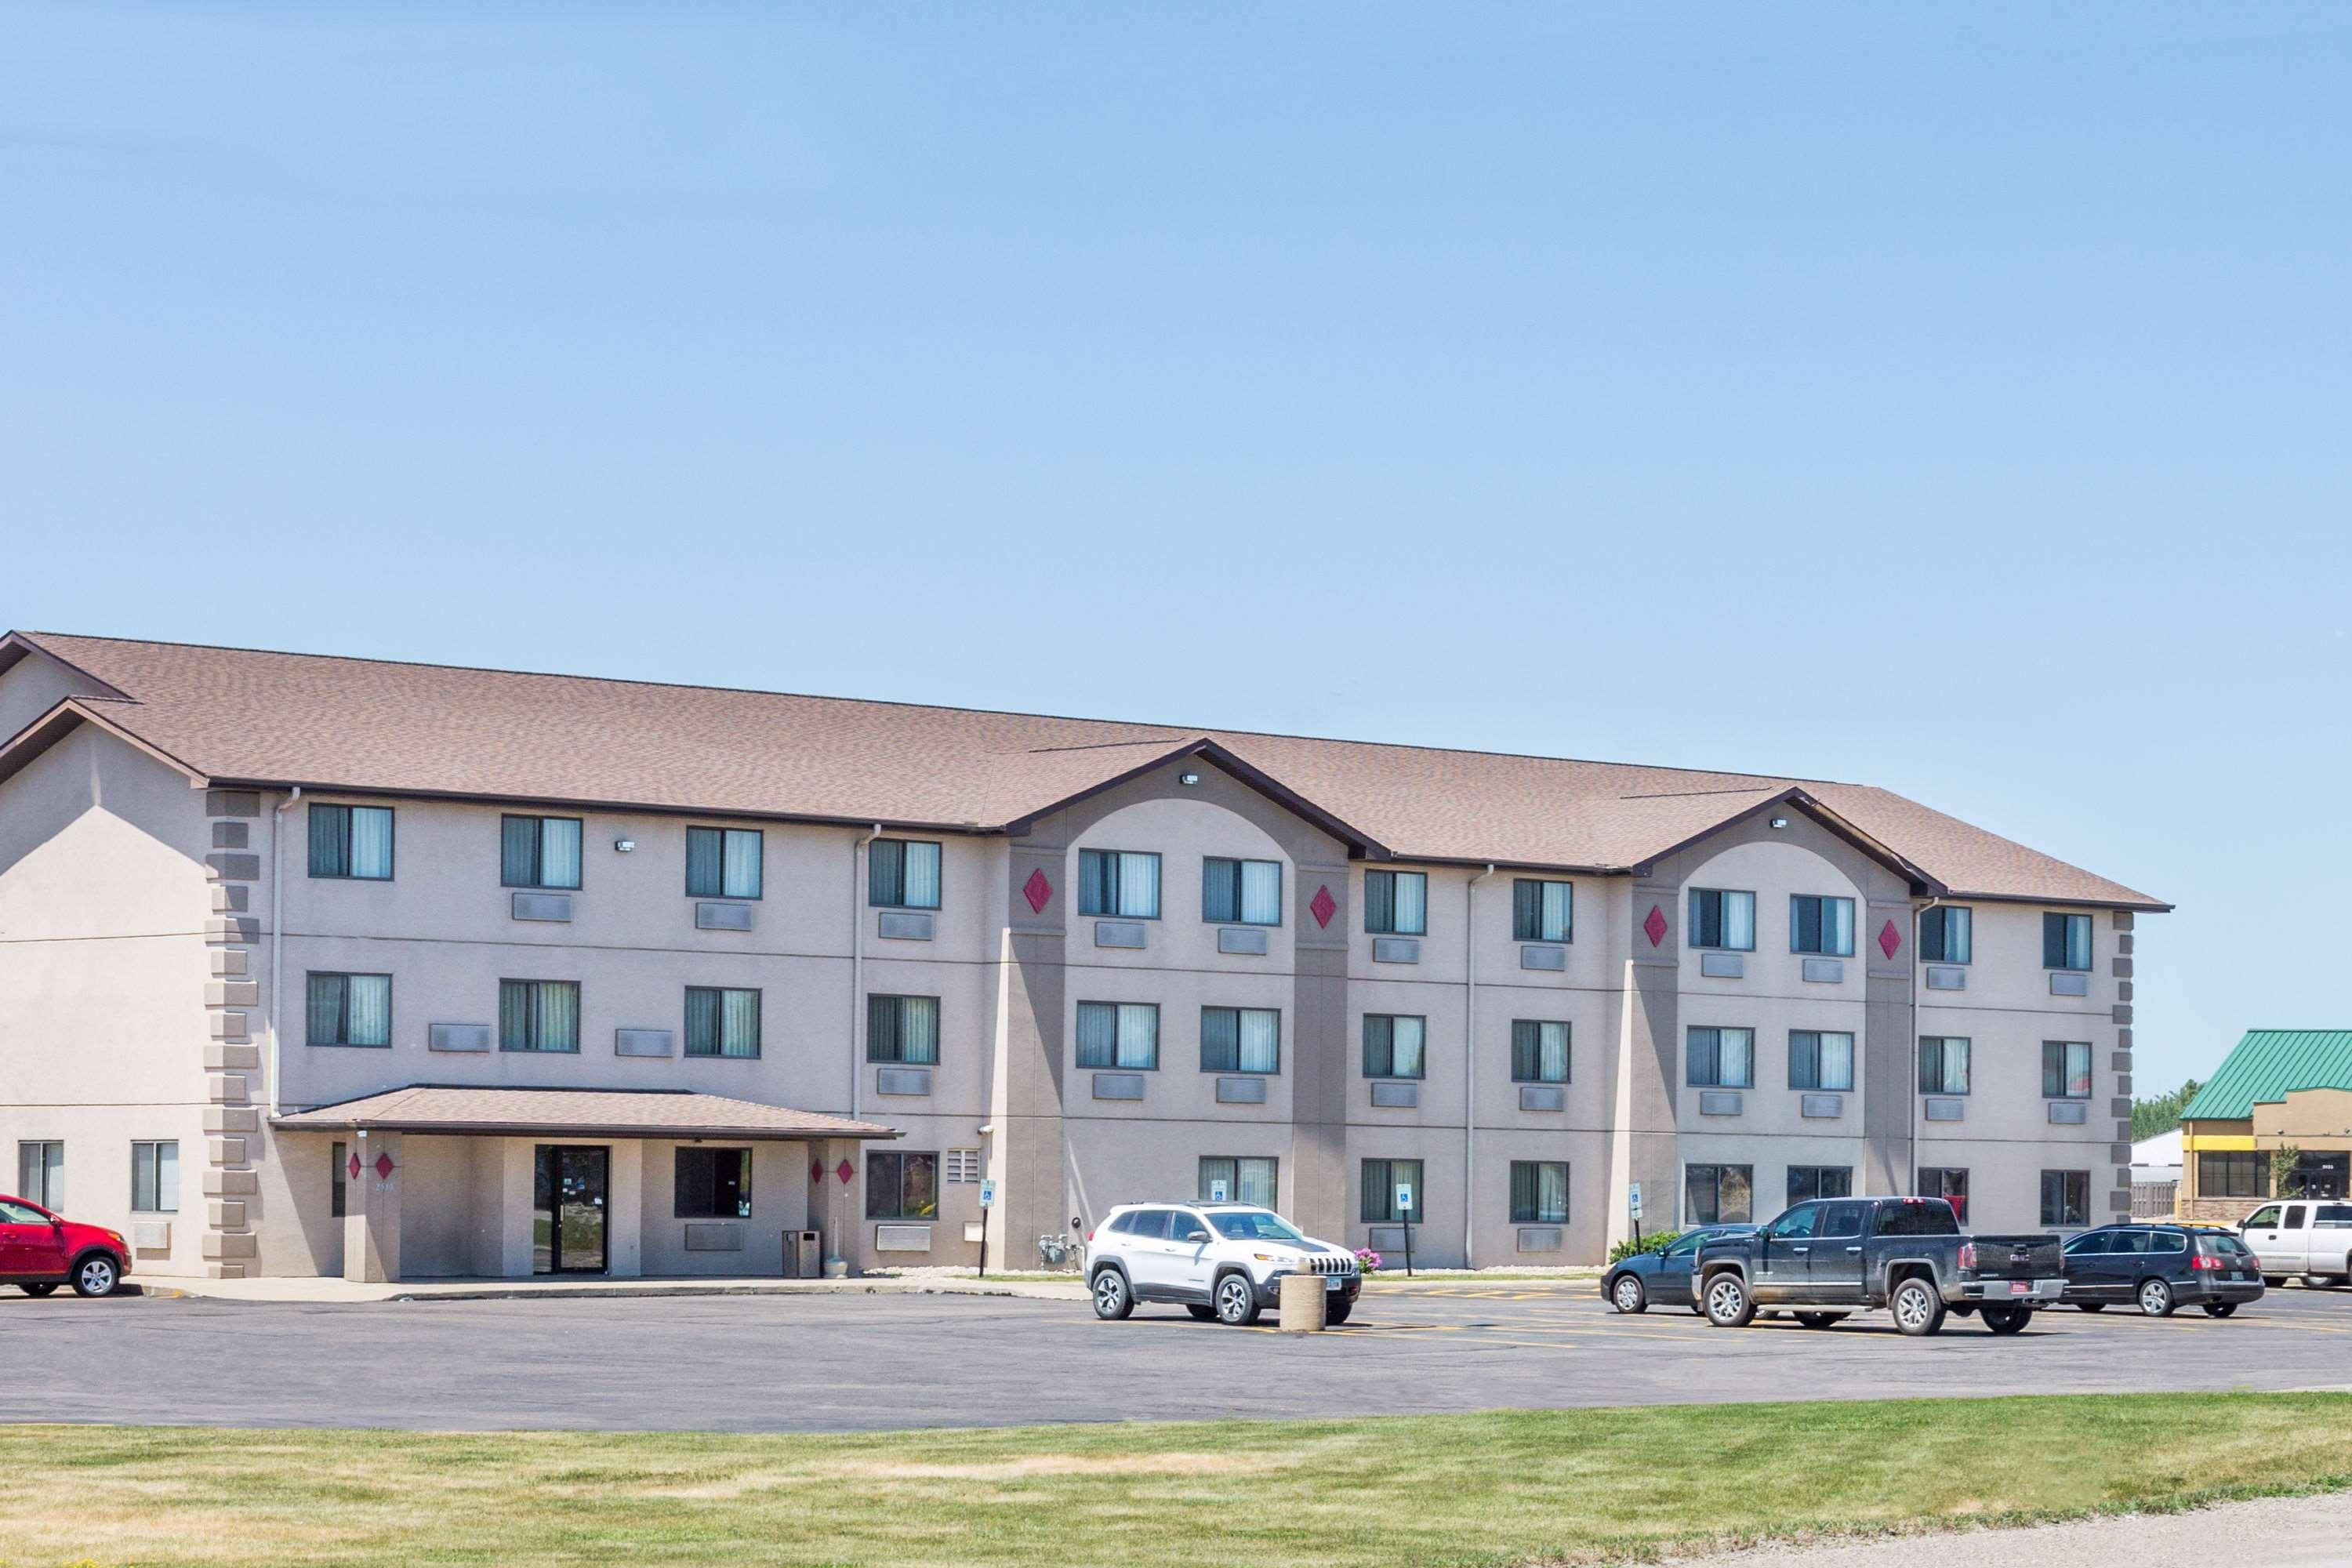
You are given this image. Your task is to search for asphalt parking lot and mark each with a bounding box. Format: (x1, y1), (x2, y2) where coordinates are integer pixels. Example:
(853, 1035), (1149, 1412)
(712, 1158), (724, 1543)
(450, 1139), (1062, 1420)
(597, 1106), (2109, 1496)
(4, 1280), (2348, 1432)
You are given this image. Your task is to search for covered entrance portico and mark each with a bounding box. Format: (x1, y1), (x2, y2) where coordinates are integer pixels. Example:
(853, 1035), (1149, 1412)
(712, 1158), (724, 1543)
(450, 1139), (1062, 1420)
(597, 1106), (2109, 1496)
(272, 1086), (901, 1283)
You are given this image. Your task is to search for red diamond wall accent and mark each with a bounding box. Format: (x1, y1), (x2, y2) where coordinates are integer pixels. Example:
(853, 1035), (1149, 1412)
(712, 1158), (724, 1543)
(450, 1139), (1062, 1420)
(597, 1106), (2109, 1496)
(810, 1160), (824, 1181)
(347, 1152), (362, 1181)
(836, 1160), (856, 1185)
(373, 1151), (396, 1181)
(1309, 885), (1338, 928)
(1022, 868), (1053, 914)
(1878, 919), (1902, 960)
(1642, 904), (1668, 947)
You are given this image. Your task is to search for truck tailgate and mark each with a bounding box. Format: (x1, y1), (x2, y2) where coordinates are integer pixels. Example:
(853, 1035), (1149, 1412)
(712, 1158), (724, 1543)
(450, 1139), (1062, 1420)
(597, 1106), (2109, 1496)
(1967, 1233), (2063, 1279)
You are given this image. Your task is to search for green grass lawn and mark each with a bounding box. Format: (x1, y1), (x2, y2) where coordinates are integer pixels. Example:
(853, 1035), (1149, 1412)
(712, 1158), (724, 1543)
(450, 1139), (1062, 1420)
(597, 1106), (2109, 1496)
(9, 1395), (2349, 1567)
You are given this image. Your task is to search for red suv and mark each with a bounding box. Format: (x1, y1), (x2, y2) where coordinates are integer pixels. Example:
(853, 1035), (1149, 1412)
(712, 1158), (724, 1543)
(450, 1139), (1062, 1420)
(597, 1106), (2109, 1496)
(1, 1194), (130, 1297)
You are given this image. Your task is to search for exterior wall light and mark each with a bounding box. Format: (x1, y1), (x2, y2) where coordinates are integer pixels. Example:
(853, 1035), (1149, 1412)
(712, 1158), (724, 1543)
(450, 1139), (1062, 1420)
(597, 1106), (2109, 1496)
(1179, 772), (1202, 786)
(615, 838), (637, 852)
(1769, 818), (1789, 830)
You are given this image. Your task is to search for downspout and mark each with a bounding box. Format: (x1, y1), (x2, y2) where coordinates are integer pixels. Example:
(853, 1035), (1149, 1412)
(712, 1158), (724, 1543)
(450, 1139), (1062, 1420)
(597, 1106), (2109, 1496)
(849, 824), (882, 1122)
(268, 787), (302, 1117)
(1465, 862), (1495, 1265)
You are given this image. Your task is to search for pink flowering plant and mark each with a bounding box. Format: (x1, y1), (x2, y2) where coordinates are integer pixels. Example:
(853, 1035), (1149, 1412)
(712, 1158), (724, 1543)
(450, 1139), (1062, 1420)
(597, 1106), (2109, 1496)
(1354, 1247), (1385, 1274)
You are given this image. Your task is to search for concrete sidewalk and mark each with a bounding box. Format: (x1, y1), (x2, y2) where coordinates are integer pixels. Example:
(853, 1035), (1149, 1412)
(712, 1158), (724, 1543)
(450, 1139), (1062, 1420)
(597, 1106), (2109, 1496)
(143, 1274), (1089, 1305)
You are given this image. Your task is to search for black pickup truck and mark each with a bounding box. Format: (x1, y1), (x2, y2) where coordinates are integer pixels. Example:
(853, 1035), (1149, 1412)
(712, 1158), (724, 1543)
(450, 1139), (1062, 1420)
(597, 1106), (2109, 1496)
(1692, 1196), (2064, 1336)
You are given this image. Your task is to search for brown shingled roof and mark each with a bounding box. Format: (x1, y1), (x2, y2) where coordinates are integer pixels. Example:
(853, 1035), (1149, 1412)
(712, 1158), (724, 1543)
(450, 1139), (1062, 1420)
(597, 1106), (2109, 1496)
(270, 1084), (899, 1140)
(0, 630), (2169, 909)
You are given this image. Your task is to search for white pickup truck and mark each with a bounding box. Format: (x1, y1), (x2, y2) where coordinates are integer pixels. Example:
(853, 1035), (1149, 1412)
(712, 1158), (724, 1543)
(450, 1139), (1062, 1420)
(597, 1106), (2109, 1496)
(2239, 1199), (2352, 1287)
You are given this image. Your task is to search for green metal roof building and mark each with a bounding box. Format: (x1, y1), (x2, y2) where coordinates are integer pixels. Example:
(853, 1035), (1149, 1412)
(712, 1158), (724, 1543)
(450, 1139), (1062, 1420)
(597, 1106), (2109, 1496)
(2178, 1029), (2352, 1219)
(2181, 1030), (2352, 1122)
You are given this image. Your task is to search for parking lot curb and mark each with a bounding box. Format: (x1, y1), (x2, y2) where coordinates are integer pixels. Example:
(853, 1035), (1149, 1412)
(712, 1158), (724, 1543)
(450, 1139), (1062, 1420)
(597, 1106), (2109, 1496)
(140, 1279), (1090, 1306)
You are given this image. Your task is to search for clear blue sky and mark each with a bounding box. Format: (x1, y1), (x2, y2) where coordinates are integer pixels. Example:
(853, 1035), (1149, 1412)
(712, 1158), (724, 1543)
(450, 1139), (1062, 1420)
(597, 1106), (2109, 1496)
(6, 3), (2348, 1095)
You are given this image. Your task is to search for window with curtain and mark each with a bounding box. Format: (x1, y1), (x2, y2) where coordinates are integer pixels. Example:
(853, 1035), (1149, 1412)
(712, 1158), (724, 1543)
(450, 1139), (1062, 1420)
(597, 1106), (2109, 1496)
(1919, 906), (1972, 964)
(1200, 1007), (1280, 1074)
(307, 804), (394, 880)
(1198, 1156), (1278, 1208)
(685, 826), (763, 899)
(306, 972), (392, 1048)
(866, 994), (941, 1064)
(1202, 858), (1282, 925)
(16, 1141), (62, 1210)
(2040, 1169), (2089, 1226)
(866, 1151), (939, 1219)
(2043, 912), (2092, 971)
(1686, 1026), (1754, 1087)
(131, 1140), (179, 1214)
(1511, 880), (1573, 943)
(1687, 888), (1755, 951)
(1509, 1020), (1570, 1083)
(1360, 1158), (1425, 1222)
(1788, 1030), (1854, 1091)
(2198, 1152), (2270, 1200)
(674, 1147), (753, 1218)
(501, 815), (583, 890)
(1078, 849), (1161, 918)
(1786, 1165), (1851, 1205)
(2042, 1040), (2092, 1098)
(1509, 1160), (1569, 1224)
(1916, 1167), (1969, 1221)
(685, 986), (762, 1058)
(869, 840), (942, 909)
(1789, 895), (1856, 956)
(1362, 1014), (1427, 1079)
(1916, 1036), (1971, 1094)
(1684, 1163), (1753, 1225)
(499, 979), (581, 1052)
(1363, 870), (1428, 935)
(1074, 1002), (1159, 1069)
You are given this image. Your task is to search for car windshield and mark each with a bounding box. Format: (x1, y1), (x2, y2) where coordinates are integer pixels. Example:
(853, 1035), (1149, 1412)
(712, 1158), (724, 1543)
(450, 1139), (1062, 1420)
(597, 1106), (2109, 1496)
(1210, 1210), (1308, 1244)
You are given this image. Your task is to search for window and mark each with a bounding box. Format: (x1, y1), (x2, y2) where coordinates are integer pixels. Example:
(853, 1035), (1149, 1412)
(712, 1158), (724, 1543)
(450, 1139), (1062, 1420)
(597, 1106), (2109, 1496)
(1786, 1165), (1851, 1205)
(501, 815), (583, 890)
(866, 1151), (939, 1220)
(1075, 1002), (1160, 1069)
(1078, 849), (1161, 918)
(944, 1149), (982, 1184)
(2287, 1152), (2350, 1200)
(684, 986), (761, 1058)
(1684, 1164), (1753, 1225)
(1686, 1026), (1754, 1088)
(1788, 1031), (1854, 1091)
(1363, 1014), (1427, 1079)
(1363, 870), (1428, 935)
(2062, 1230), (2110, 1257)
(499, 979), (581, 1053)
(1916, 1168), (1969, 1222)
(1509, 1160), (1569, 1224)
(674, 1148), (752, 1218)
(2243, 1205), (2281, 1229)
(869, 840), (942, 909)
(1198, 1156), (1278, 1207)
(1200, 1007), (1280, 1074)
(1879, 1198), (1961, 1236)
(1918, 905), (1972, 964)
(1817, 1201), (1867, 1240)
(306, 972), (392, 1048)
(2198, 1152), (2270, 1200)
(1687, 888), (1755, 951)
(866, 995), (940, 1065)
(130, 1140), (179, 1214)
(1916, 1036), (1971, 1095)
(1510, 1020), (1570, 1083)
(1789, 895), (1856, 956)
(2043, 912), (2092, 971)
(685, 826), (763, 899)
(1360, 1158), (1425, 1223)
(1512, 879), (1572, 942)
(17, 1141), (61, 1210)
(2042, 1040), (2092, 1099)
(307, 804), (394, 880)
(2041, 1169), (2090, 1227)
(1203, 858), (1282, 925)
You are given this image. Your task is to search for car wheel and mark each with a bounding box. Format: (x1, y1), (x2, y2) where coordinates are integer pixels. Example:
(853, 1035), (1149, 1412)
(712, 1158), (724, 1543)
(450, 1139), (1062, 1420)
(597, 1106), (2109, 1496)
(1792, 1312), (1846, 1330)
(1702, 1272), (1754, 1328)
(1325, 1301), (1352, 1326)
(1214, 1272), (1261, 1326)
(2300, 1275), (2325, 1290)
(71, 1253), (119, 1298)
(1890, 1277), (1946, 1337)
(2075, 1302), (2107, 1312)
(20, 1282), (59, 1298)
(1610, 1275), (1647, 1315)
(1091, 1268), (1134, 1321)
(2202, 1302), (2238, 1319)
(1981, 1305), (2030, 1335)
(1185, 1304), (1217, 1321)
(2137, 1277), (2175, 1318)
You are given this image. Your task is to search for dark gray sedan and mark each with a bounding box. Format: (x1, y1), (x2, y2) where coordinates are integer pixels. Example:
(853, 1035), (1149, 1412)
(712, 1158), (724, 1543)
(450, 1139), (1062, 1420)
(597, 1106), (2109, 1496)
(1602, 1224), (1759, 1314)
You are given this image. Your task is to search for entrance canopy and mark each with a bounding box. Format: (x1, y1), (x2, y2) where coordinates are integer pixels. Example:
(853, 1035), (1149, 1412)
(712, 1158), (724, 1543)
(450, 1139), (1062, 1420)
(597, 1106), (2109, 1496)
(272, 1083), (901, 1142)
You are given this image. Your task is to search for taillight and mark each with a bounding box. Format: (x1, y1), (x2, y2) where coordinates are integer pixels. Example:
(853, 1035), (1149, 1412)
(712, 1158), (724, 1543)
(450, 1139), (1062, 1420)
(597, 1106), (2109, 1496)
(1957, 1242), (1978, 1272)
(2191, 1254), (2223, 1271)
(1086, 1229), (1094, 1242)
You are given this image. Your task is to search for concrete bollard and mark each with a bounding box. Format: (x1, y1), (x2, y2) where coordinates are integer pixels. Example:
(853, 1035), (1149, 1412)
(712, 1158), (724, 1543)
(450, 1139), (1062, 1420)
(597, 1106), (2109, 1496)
(1279, 1272), (1327, 1332)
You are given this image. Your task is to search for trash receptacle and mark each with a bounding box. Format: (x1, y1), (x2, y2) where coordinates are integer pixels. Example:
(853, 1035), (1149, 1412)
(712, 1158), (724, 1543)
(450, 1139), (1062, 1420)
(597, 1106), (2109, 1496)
(1279, 1273), (1327, 1332)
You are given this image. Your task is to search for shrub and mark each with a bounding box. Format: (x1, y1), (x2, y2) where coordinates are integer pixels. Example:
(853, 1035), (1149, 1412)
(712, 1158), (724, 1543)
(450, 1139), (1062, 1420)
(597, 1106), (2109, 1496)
(1354, 1247), (1385, 1274)
(1606, 1229), (1681, 1265)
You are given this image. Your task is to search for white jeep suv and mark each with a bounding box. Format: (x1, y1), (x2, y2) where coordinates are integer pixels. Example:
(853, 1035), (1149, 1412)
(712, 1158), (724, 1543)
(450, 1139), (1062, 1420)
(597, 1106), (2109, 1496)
(1086, 1202), (1361, 1325)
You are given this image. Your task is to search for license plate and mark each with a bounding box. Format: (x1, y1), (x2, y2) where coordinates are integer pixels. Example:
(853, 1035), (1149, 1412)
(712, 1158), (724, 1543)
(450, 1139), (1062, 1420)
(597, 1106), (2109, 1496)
(2009, 1280), (2031, 1296)
(1325, 1275), (1342, 1290)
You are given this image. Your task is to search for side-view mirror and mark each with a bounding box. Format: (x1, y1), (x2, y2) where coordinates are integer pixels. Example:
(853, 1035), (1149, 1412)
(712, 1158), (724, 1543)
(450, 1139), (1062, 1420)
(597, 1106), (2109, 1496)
(1184, 1229), (1209, 1243)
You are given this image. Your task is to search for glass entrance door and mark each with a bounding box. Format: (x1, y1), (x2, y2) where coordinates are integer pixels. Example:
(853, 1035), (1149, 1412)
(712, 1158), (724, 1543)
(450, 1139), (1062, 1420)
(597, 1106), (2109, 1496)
(532, 1145), (609, 1275)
